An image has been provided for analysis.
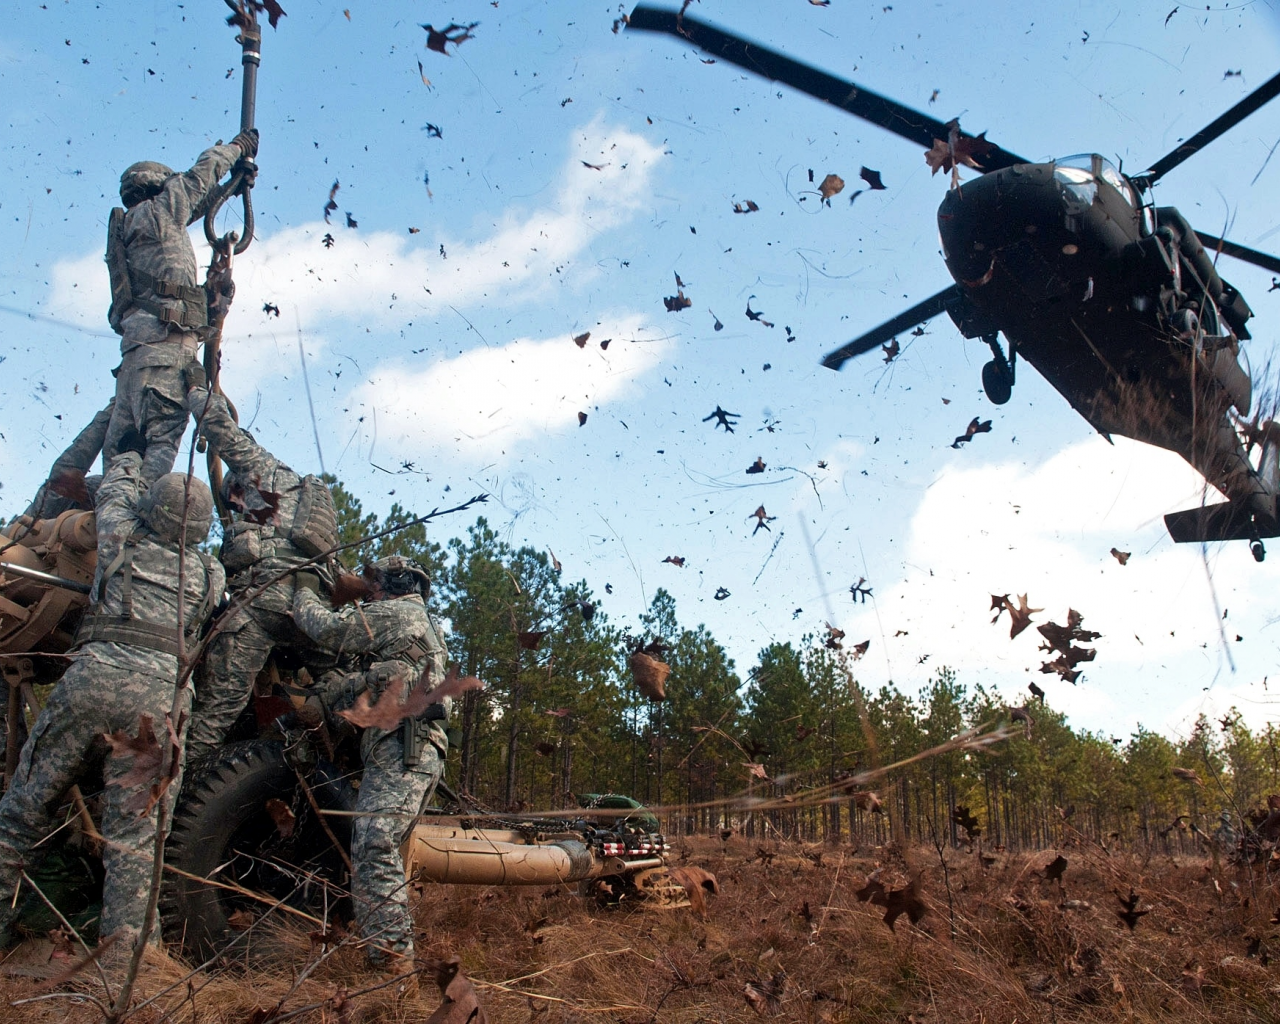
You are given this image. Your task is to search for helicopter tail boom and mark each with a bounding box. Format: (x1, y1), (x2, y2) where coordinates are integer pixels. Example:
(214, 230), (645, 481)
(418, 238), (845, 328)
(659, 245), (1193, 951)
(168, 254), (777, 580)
(1163, 501), (1280, 545)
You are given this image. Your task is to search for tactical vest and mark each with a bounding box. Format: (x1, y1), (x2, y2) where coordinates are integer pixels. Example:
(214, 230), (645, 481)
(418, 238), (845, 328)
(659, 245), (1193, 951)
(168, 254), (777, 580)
(74, 535), (216, 656)
(220, 474), (338, 573)
(106, 207), (209, 334)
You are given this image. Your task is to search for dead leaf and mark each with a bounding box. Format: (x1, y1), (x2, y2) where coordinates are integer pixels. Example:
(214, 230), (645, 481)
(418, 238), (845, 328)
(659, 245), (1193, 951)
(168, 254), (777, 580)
(1110, 547), (1130, 565)
(572, 331), (590, 348)
(1115, 888), (1149, 931)
(48, 467), (91, 506)
(745, 297), (774, 327)
(323, 180), (339, 223)
(330, 572), (373, 608)
(1172, 766), (1205, 786)
(733, 199), (760, 213)
(881, 339), (899, 363)
(743, 762), (770, 781)
(104, 714), (179, 815)
(953, 805), (981, 839)
(1042, 854), (1068, 883)
(664, 289), (692, 312)
(425, 957), (488, 1024)
(338, 666), (485, 731)
(422, 22), (479, 55)
(670, 866), (719, 917)
(746, 456), (766, 475)
(850, 639), (870, 659)
(818, 173), (844, 201)
(951, 416), (992, 448)
(226, 908), (255, 931)
(852, 790), (882, 813)
(744, 971), (786, 1015)
(577, 411), (588, 427)
(548, 548), (562, 573)
(518, 630), (548, 650)
(881, 880), (927, 930)
(265, 798), (296, 839)
(859, 166), (887, 190)
(751, 505), (776, 535)
(991, 593), (1042, 639)
(544, 708), (571, 718)
(662, 555), (686, 567)
(630, 650), (670, 701)
(534, 741), (556, 757)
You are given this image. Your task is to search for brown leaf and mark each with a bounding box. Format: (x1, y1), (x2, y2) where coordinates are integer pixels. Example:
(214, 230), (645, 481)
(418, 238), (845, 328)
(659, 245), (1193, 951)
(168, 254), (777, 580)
(547, 547), (562, 573)
(226, 908), (255, 931)
(881, 338), (900, 363)
(425, 957), (488, 1024)
(1042, 854), (1068, 882)
(534, 741), (556, 757)
(265, 798), (296, 839)
(744, 971), (786, 1015)
(578, 411), (588, 427)
(323, 180), (340, 223)
(1172, 766), (1205, 786)
(952, 416), (992, 448)
(733, 199), (760, 214)
(952, 804), (981, 839)
(338, 665), (485, 731)
(881, 879), (927, 930)
(422, 22), (478, 55)
(850, 639), (870, 659)
(104, 713), (182, 814)
(48, 468), (91, 506)
(746, 456), (766, 475)
(543, 707), (571, 718)
(817, 173), (844, 200)
(662, 555), (686, 567)
(1110, 547), (1130, 565)
(664, 288), (692, 312)
(518, 630), (548, 650)
(859, 166), (887, 190)
(852, 791), (882, 814)
(630, 650), (670, 701)
(991, 593), (1042, 639)
(330, 572), (373, 608)
(260, 0), (287, 30)
(670, 865), (719, 917)
(572, 331), (590, 348)
(743, 762), (770, 781)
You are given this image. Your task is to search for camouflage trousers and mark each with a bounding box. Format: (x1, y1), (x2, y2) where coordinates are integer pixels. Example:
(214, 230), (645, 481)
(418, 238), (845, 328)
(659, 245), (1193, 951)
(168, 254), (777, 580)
(105, 340), (195, 488)
(0, 646), (188, 945)
(186, 592), (315, 764)
(351, 728), (442, 964)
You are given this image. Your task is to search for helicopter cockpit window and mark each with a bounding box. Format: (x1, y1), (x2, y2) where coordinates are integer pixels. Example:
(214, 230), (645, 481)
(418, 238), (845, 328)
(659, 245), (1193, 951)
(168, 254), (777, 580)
(1096, 157), (1135, 207)
(1053, 155), (1098, 213)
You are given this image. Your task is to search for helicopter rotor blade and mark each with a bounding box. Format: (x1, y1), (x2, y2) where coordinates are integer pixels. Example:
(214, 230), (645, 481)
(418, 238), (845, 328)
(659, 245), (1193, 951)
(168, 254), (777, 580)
(627, 6), (1026, 173)
(821, 285), (961, 371)
(1137, 70), (1280, 187)
(1195, 230), (1280, 276)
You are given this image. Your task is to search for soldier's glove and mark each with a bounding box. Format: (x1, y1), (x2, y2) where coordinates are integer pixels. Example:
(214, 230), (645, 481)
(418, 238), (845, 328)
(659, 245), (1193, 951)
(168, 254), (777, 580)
(115, 427), (147, 457)
(182, 359), (207, 393)
(231, 127), (259, 160)
(294, 571), (323, 596)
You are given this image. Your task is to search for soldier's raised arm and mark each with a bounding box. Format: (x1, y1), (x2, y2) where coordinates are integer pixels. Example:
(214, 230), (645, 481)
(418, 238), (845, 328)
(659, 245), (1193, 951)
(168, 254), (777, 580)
(154, 129), (258, 229)
(291, 586), (385, 658)
(22, 399), (115, 518)
(186, 385), (283, 482)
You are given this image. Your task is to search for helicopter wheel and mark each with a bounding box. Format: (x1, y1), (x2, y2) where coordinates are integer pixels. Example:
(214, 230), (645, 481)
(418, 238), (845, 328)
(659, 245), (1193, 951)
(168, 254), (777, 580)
(1250, 539), (1265, 563)
(982, 360), (1013, 405)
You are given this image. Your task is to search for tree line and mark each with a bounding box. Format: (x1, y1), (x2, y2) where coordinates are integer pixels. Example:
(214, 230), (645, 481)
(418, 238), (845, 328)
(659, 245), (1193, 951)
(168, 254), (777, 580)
(327, 479), (1280, 851)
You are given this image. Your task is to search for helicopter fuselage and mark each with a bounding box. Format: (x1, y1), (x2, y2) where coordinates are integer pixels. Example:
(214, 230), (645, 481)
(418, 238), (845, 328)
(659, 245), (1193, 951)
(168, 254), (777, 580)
(934, 154), (1268, 529)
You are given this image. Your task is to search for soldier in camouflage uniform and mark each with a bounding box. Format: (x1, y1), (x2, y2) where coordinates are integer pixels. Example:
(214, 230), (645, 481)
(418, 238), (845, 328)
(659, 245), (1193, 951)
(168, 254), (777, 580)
(103, 128), (258, 488)
(183, 384), (339, 764)
(291, 558), (447, 969)
(20, 399), (115, 520)
(0, 448), (224, 949)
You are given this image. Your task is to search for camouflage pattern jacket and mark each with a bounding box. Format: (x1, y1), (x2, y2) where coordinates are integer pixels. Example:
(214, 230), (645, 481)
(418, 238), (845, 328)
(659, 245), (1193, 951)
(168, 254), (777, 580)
(187, 386), (314, 587)
(85, 452), (226, 675)
(292, 588), (449, 752)
(116, 142), (241, 359)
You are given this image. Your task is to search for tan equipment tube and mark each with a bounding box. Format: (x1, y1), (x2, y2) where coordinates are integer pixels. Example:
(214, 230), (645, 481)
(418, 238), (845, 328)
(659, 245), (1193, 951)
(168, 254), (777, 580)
(402, 821), (665, 886)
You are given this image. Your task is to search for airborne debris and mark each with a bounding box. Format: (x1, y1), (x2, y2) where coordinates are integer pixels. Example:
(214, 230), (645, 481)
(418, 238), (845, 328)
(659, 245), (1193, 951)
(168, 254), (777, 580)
(849, 578), (873, 603)
(703, 405), (740, 432)
(745, 296), (774, 328)
(733, 199), (760, 213)
(952, 417), (992, 448)
(746, 456), (766, 474)
(817, 173), (844, 203)
(662, 555), (686, 567)
(1110, 547), (1130, 565)
(750, 505), (776, 535)
(925, 118), (996, 187)
(714, 586), (731, 600)
(323, 180), (339, 222)
(422, 21), (479, 55)
(882, 339), (900, 363)
(991, 593), (1041, 638)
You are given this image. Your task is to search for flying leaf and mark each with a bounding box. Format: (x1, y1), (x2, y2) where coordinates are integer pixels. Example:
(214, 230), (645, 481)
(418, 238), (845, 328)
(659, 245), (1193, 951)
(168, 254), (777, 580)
(743, 762), (770, 781)
(630, 650), (670, 701)
(104, 712), (184, 814)
(1110, 547), (1130, 565)
(951, 416), (992, 448)
(953, 805), (981, 839)
(850, 639), (870, 659)
(662, 555), (686, 567)
(1172, 766), (1205, 786)
(818, 173), (844, 201)
(578, 411), (588, 427)
(852, 790), (882, 813)
(547, 548), (562, 573)
(1115, 888), (1149, 931)
(534, 741), (556, 757)
(517, 630), (548, 650)
(572, 331), (590, 348)
(714, 586), (731, 600)
(859, 166), (887, 190)
(422, 22), (479, 55)
(732, 199), (760, 214)
(226, 908), (255, 931)
(745, 297), (774, 328)
(323, 180), (339, 223)
(48, 467), (91, 506)
(703, 405), (740, 432)
(265, 798), (296, 839)
(881, 880), (927, 930)
(344, 212), (358, 229)
(1042, 854), (1068, 882)
(664, 289), (692, 312)
(746, 457), (766, 475)
(544, 708), (571, 718)
(670, 865), (719, 918)
(881, 339), (899, 363)
(338, 666), (485, 731)
(710, 309), (724, 331)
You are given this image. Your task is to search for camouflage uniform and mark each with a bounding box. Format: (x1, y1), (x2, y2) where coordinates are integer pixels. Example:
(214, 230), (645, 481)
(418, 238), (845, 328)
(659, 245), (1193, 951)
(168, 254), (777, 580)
(183, 385), (334, 764)
(0, 452), (224, 946)
(291, 586), (447, 963)
(103, 141), (246, 487)
(21, 399), (114, 520)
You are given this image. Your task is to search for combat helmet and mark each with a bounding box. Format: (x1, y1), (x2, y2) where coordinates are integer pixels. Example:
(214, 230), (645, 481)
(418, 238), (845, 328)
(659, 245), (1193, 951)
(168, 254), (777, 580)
(367, 556), (430, 598)
(137, 473), (214, 546)
(120, 161), (174, 207)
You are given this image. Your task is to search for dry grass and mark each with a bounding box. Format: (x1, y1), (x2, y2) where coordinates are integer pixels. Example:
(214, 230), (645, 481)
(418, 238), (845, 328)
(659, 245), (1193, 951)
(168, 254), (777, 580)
(2, 835), (1277, 1023)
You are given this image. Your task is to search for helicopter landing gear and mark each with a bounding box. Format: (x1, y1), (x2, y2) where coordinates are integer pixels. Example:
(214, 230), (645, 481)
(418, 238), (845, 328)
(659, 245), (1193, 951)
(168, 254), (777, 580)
(1251, 539), (1265, 562)
(981, 333), (1015, 405)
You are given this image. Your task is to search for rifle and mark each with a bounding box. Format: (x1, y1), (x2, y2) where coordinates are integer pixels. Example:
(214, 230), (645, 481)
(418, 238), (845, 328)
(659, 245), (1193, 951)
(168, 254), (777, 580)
(200, 0), (267, 524)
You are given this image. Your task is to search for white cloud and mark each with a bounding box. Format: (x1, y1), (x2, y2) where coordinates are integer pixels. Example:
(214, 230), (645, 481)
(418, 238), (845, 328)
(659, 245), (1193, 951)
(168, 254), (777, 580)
(225, 118), (665, 331)
(834, 435), (1280, 734)
(347, 313), (671, 459)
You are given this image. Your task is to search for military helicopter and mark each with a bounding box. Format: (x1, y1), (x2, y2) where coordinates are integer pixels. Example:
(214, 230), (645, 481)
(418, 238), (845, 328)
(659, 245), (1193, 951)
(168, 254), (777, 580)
(629, 6), (1280, 561)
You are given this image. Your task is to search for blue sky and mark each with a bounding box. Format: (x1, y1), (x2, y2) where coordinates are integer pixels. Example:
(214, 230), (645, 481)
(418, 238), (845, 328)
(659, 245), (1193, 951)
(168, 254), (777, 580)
(4, 0), (1280, 739)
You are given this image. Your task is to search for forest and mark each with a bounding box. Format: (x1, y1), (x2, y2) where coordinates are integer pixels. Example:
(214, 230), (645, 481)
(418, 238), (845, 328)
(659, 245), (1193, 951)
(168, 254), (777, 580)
(329, 480), (1280, 855)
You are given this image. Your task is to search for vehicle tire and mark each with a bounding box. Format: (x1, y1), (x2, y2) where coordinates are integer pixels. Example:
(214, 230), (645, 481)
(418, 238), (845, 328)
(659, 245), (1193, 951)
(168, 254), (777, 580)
(162, 740), (355, 958)
(981, 359), (1012, 405)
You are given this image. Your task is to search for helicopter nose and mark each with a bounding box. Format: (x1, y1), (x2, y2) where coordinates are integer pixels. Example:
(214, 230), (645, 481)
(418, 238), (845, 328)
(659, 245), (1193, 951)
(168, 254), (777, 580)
(937, 164), (1063, 287)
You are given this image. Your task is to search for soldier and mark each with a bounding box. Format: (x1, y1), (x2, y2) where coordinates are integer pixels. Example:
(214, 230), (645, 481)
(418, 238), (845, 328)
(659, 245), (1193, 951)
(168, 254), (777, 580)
(182, 384), (339, 764)
(20, 399), (115, 520)
(102, 128), (258, 488)
(290, 558), (447, 977)
(0, 445), (225, 952)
